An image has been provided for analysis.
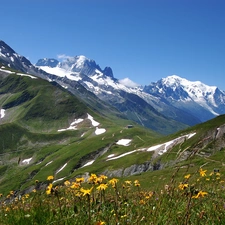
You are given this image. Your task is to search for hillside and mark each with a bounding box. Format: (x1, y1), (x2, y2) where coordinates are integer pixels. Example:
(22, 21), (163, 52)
(0, 42), (225, 200)
(0, 67), (162, 193)
(1, 67), (225, 196)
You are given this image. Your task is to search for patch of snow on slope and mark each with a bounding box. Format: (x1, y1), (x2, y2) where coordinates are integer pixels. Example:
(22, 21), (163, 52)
(0, 109), (5, 118)
(75, 55), (87, 68)
(95, 127), (106, 135)
(87, 114), (100, 126)
(61, 85), (68, 89)
(53, 177), (66, 184)
(22, 157), (32, 165)
(116, 139), (132, 146)
(147, 132), (196, 155)
(58, 118), (84, 132)
(107, 150), (137, 161)
(0, 68), (15, 74)
(81, 160), (95, 168)
(0, 52), (6, 58)
(39, 66), (81, 81)
(147, 144), (163, 152)
(106, 132), (196, 162)
(39, 66), (71, 77)
(56, 163), (67, 174)
(107, 154), (115, 158)
(187, 133), (196, 139)
(16, 73), (37, 79)
(45, 161), (53, 166)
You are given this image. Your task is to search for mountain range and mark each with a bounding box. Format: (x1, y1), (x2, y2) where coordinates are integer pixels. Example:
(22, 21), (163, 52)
(37, 57), (225, 128)
(1, 40), (225, 195)
(1, 40), (225, 135)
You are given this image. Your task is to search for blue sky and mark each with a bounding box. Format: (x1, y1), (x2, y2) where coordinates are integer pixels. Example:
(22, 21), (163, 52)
(1, 0), (225, 90)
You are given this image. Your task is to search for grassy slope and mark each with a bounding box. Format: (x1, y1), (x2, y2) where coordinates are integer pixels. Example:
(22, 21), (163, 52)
(128, 114), (225, 190)
(1, 70), (225, 197)
(0, 71), (162, 193)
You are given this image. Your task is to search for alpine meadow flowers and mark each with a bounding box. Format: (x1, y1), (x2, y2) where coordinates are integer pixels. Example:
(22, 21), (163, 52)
(1, 168), (225, 224)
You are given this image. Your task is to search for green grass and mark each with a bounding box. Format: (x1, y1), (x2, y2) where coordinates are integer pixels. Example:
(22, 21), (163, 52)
(1, 166), (225, 225)
(1, 70), (225, 224)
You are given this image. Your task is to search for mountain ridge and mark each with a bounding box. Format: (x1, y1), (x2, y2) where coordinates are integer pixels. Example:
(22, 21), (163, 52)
(1, 40), (225, 134)
(37, 55), (225, 126)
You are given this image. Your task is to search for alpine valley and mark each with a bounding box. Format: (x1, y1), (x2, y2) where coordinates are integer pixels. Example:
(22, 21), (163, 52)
(0, 40), (225, 195)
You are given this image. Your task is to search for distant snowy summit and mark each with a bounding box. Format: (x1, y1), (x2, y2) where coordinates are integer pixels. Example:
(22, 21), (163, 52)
(144, 75), (225, 121)
(145, 74), (220, 102)
(36, 55), (114, 78)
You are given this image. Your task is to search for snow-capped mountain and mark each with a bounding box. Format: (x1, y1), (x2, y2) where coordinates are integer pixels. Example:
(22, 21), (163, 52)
(36, 56), (207, 127)
(0, 40), (47, 79)
(36, 56), (114, 79)
(36, 56), (188, 134)
(1, 39), (225, 134)
(37, 56), (225, 126)
(143, 75), (225, 122)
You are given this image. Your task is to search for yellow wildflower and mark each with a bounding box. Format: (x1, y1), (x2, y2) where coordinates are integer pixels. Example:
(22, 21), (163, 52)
(178, 183), (189, 190)
(75, 191), (82, 197)
(64, 180), (71, 186)
(108, 178), (119, 187)
(199, 168), (207, 177)
(25, 194), (29, 199)
(99, 174), (108, 180)
(184, 174), (191, 179)
(46, 183), (53, 195)
(47, 175), (54, 181)
(134, 180), (140, 187)
(192, 190), (208, 199)
(0, 193), (3, 197)
(35, 180), (39, 183)
(139, 199), (146, 205)
(96, 183), (108, 191)
(76, 177), (84, 183)
(5, 207), (10, 212)
(80, 187), (93, 196)
(145, 191), (153, 199)
(88, 173), (98, 184)
(70, 182), (80, 189)
(125, 180), (132, 185)
(96, 177), (103, 184)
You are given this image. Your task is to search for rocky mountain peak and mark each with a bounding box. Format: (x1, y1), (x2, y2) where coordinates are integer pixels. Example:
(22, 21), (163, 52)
(103, 66), (113, 78)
